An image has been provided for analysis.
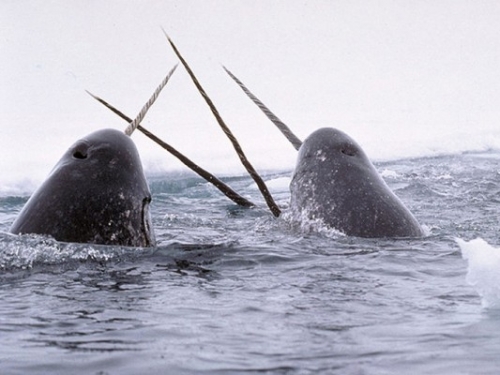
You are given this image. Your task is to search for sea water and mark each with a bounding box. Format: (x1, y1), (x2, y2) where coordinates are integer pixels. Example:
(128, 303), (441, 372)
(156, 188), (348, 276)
(1, 151), (500, 374)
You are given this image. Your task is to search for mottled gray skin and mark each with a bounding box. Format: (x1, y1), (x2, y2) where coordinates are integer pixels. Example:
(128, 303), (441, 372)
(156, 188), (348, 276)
(10, 129), (155, 247)
(290, 128), (423, 238)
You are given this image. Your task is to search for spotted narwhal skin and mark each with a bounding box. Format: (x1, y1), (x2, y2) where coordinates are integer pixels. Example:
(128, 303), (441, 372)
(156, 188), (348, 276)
(290, 127), (423, 238)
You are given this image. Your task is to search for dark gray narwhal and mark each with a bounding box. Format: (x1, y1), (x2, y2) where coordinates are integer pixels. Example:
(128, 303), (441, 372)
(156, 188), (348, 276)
(224, 67), (424, 238)
(9, 66), (180, 246)
(10, 128), (155, 246)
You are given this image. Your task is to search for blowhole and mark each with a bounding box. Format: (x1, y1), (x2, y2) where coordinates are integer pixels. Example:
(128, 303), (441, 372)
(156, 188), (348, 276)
(73, 150), (87, 159)
(341, 148), (356, 157)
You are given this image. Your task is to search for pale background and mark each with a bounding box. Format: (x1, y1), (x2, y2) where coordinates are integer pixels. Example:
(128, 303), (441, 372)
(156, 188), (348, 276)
(2, 0), (500, 190)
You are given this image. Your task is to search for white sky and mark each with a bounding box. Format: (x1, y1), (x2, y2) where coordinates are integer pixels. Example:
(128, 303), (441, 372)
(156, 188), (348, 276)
(2, 0), (500, 184)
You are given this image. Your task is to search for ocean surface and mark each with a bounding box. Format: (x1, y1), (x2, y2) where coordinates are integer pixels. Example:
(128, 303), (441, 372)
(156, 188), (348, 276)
(1, 150), (500, 374)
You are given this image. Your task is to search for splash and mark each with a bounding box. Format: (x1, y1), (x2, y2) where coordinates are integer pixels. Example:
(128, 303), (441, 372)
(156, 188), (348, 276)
(282, 209), (345, 239)
(0, 232), (147, 271)
(457, 237), (500, 309)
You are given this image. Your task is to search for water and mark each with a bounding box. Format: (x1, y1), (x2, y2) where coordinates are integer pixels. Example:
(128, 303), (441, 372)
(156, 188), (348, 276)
(1, 151), (500, 374)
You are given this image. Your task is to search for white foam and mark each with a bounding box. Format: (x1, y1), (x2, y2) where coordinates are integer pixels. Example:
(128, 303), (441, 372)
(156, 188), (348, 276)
(380, 169), (400, 178)
(457, 237), (500, 309)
